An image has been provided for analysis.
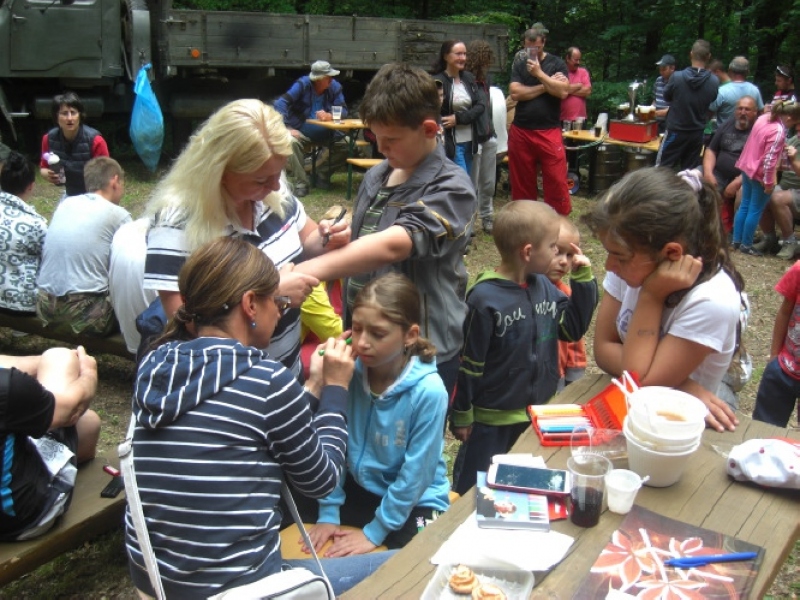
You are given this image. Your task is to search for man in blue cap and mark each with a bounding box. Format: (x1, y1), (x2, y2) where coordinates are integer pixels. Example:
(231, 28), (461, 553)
(652, 54), (676, 134)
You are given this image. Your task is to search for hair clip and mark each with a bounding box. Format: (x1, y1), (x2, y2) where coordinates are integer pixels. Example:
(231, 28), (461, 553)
(677, 169), (703, 193)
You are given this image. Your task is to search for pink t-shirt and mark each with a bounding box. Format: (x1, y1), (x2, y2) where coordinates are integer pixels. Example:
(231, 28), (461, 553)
(776, 261), (800, 380)
(560, 67), (591, 121)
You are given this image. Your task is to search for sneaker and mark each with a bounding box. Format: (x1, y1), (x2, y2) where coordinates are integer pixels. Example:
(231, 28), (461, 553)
(738, 245), (763, 256)
(293, 183), (308, 198)
(777, 239), (798, 260)
(753, 234), (780, 254)
(730, 241), (741, 251)
(482, 218), (493, 234)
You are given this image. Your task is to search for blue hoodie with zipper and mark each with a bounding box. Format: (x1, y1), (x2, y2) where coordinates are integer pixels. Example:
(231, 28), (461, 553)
(317, 356), (450, 546)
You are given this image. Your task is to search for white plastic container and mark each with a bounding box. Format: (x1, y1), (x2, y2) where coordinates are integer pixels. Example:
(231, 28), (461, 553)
(625, 429), (700, 487)
(625, 414), (703, 449)
(627, 386), (708, 438)
(422, 564), (534, 600)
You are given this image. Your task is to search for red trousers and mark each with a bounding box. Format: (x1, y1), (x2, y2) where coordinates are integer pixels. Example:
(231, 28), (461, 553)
(508, 124), (571, 215)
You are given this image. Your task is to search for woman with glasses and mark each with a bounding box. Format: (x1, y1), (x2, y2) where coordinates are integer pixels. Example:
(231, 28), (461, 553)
(39, 91), (109, 196)
(143, 99), (350, 376)
(127, 237), (393, 598)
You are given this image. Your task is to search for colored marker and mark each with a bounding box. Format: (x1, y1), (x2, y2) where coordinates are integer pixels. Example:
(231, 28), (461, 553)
(318, 337), (352, 355)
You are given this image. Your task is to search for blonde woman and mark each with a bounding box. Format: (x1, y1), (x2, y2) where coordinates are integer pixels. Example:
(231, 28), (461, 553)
(144, 99), (350, 376)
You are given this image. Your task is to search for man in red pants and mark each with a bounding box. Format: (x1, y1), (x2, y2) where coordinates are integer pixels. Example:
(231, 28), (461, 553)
(508, 23), (571, 215)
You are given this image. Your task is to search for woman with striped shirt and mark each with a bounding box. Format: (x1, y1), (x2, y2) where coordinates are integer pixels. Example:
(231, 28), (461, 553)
(126, 238), (392, 598)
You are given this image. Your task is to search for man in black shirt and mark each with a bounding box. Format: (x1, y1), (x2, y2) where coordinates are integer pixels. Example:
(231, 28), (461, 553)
(702, 96), (758, 232)
(508, 23), (571, 215)
(0, 347), (99, 540)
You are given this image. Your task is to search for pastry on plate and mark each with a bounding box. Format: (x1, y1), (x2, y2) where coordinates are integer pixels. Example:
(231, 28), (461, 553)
(472, 582), (507, 600)
(448, 564), (478, 595)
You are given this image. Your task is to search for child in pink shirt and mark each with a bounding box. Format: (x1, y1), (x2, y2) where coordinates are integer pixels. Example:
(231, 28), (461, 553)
(753, 260), (800, 426)
(732, 101), (792, 254)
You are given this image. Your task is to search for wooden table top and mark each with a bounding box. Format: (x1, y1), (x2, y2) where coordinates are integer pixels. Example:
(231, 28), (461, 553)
(305, 118), (366, 130)
(341, 374), (800, 599)
(564, 129), (662, 152)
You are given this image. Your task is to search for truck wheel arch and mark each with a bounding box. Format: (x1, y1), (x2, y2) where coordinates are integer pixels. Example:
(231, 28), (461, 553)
(122, 0), (152, 81)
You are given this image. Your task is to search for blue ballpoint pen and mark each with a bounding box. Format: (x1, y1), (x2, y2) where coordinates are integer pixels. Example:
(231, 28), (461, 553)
(664, 551), (758, 568)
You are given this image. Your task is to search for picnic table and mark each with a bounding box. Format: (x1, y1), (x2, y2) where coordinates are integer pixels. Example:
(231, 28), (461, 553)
(341, 373), (800, 598)
(305, 118), (368, 199)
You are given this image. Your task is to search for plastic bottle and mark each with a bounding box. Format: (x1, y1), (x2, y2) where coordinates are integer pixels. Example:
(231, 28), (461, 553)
(45, 152), (66, 186)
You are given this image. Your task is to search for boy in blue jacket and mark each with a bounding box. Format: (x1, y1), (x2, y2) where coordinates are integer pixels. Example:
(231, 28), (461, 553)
(451, 201), (598, 495)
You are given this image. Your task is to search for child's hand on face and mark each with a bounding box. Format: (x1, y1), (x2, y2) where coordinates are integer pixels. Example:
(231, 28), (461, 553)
(643, 254), (702, 299)
(569, 242), (591, 270)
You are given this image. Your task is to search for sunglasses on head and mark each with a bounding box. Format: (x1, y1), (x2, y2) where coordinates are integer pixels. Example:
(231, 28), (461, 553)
(777, 66), (792, 78)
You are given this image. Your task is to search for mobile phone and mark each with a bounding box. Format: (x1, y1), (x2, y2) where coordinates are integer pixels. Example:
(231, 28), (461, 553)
(100, 476), (125, 498)
(486, 463), (571, 497)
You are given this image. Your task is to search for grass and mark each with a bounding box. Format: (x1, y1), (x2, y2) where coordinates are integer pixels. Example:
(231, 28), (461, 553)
(1, 158), (797, 598)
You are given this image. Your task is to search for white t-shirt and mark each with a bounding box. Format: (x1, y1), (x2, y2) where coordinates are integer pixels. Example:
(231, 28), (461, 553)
(452, 81), (473, 144)
(109, 218), (159, 354)
(603, 269), (740, 392)
(37, 193), (131, 296)
(490, 86), (508, 155)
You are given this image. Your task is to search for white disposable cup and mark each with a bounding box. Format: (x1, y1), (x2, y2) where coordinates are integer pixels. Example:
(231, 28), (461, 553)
(332, 106), (343, 123)
(605, 469), (644, 514)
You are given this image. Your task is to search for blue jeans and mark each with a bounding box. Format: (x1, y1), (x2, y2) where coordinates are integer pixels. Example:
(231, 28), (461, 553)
(753, 357), (800, 427)
(453, 141), (473, 175)
(287, 551), (397, 596)
(733, 173), (770, 246)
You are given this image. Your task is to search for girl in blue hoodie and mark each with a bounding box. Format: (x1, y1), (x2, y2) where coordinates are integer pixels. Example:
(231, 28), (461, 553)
(304, 273), (451, 555)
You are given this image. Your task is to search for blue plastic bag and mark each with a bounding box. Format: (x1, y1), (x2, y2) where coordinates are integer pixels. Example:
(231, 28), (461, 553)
(130, 64), (163, 172)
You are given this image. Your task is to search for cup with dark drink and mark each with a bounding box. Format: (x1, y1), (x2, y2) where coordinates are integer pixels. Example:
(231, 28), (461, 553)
(567, 454), (612, 527)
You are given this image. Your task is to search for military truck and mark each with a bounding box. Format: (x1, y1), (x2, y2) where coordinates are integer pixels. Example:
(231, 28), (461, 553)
(0, 0), (508, 152)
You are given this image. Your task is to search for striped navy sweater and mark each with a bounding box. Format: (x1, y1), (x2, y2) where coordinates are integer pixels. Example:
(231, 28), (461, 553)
(125, 337), (347, 598)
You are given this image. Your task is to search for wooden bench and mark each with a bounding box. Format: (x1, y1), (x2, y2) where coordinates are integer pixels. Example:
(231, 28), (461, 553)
(0, 313), (132, 360)
(346, 158), (383, 200)
(0, 453), (126, 586)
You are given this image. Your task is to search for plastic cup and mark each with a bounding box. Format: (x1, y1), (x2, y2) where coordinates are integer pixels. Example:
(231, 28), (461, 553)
(332, 106), (343, 123)
(562, 120), (572, 132)
(567, 454), (612, 527)
(574, 117), (585, 131)
(605, 469), (644, 514)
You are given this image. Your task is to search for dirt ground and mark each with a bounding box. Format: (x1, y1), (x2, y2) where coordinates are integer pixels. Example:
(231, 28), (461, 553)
(1, 169), (797, 598)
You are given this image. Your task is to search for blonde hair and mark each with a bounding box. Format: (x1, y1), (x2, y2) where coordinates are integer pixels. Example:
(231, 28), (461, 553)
(493, 201), (560, 261)
(146, 99), (293, 251)
(558, 216), (580, 242)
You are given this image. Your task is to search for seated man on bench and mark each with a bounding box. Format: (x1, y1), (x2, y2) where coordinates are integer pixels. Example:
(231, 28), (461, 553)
(275, 60), (350, 194)
(0, 346), (100, 541)
(35, 157), (131, 337)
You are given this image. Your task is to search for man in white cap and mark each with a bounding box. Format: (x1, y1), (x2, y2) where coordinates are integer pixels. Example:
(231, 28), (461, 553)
(275, 60), (348, 194)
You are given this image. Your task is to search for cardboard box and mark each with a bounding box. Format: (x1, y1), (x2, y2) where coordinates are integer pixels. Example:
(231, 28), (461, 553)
(608, 120), (658, 143)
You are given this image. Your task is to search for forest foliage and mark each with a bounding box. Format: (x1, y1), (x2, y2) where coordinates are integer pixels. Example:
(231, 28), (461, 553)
(174, 0), (798, 116)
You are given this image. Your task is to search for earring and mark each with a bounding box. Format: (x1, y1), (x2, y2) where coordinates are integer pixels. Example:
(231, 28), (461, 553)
(251, 320), (257, 329)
